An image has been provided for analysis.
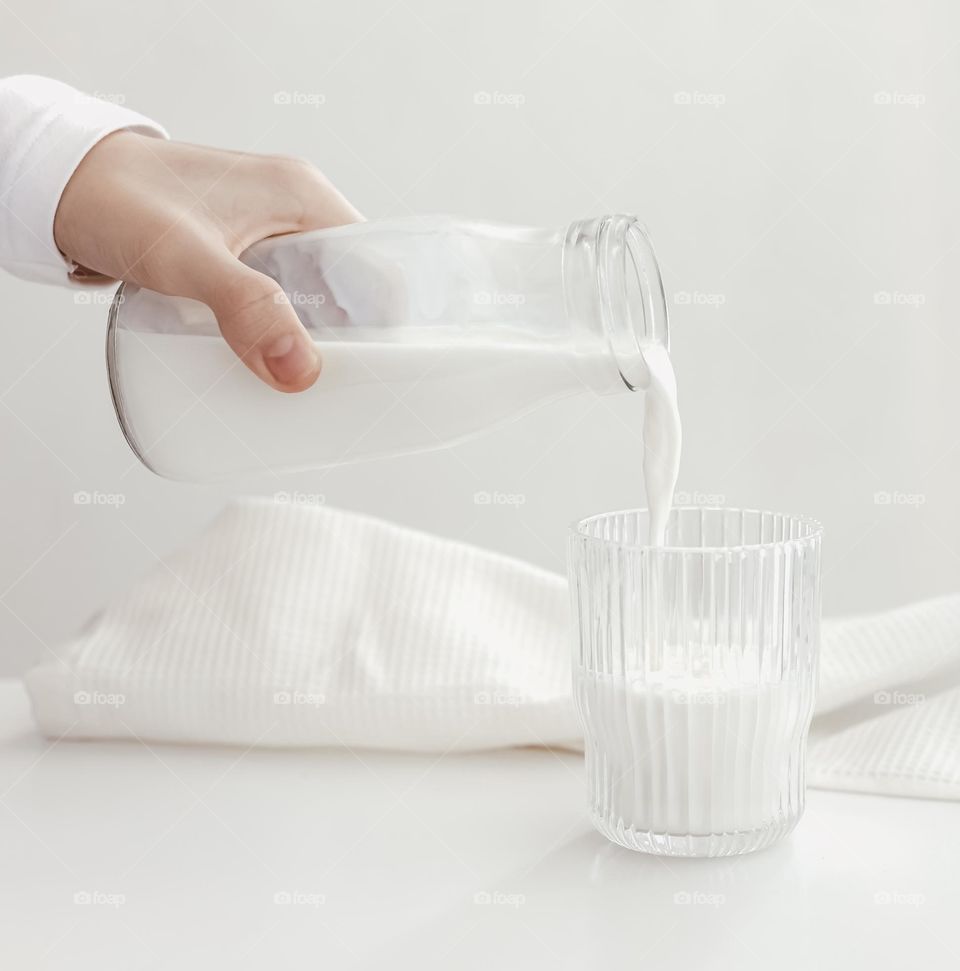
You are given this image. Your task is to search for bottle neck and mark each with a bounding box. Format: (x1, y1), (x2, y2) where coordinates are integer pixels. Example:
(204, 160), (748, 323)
(561, 215), (669, 390)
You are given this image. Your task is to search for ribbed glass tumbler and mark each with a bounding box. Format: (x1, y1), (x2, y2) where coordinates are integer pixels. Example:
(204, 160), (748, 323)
(568, 508), (822, 857)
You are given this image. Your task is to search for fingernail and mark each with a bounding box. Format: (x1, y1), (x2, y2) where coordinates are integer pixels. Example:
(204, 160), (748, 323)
(264, 333), (319, 386)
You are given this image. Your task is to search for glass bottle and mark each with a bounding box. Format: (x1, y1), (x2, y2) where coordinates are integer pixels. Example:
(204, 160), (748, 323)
(106, 214), (668, 481)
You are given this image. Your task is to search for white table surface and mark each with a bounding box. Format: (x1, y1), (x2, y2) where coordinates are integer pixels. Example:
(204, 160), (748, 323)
(1, 679), (958, 970)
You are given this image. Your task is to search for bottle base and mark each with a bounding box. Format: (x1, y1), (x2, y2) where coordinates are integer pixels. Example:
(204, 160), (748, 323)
(590, 810), (802, 857)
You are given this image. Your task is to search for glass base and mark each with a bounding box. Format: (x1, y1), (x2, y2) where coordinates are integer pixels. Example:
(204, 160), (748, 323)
(590, 810), (802, 857)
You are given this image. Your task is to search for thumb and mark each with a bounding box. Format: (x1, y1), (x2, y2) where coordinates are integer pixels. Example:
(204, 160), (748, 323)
(194, 252), (321, 392)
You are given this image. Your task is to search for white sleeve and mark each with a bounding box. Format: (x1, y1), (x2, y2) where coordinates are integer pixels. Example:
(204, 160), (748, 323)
(0, 75), (168, 286)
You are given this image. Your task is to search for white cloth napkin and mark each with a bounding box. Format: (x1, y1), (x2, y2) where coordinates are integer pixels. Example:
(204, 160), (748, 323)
(24, 499), (960, 800)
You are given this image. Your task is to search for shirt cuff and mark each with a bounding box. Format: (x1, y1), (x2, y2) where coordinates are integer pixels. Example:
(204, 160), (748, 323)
(0, 75), (168, 286)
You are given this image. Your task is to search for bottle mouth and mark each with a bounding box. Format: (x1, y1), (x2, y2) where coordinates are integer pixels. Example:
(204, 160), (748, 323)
(563, 215), (669, 390)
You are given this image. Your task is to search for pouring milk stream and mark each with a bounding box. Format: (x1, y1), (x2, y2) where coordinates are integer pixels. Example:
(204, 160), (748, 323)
(638, 341), (682, 546)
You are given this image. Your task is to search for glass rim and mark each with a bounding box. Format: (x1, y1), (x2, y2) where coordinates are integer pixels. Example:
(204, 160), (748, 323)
(570, 506), (823, 554)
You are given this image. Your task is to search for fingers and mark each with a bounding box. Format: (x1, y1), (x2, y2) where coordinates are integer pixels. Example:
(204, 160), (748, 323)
(198, 160), (358, 391)
(192, 252), (321, 392)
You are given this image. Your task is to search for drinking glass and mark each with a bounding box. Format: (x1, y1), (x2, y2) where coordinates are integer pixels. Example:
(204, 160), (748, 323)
(568, 507), (822, 857)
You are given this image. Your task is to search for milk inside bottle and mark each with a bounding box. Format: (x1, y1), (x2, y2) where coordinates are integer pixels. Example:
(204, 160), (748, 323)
(106, 214), (677, 488)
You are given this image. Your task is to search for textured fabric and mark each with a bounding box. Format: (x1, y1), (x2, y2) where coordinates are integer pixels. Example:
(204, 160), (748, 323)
(807, 595), (960, 799)
(0, 75), (167, 284)
(23, 498), (960, 800)
(25, 499), (577, 753)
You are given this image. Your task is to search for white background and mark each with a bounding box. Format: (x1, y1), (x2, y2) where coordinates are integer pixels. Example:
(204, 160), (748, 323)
(1, 0), (959, 675)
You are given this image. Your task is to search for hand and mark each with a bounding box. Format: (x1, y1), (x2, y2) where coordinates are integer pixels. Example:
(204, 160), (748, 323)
(54, 132), (361, 391)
